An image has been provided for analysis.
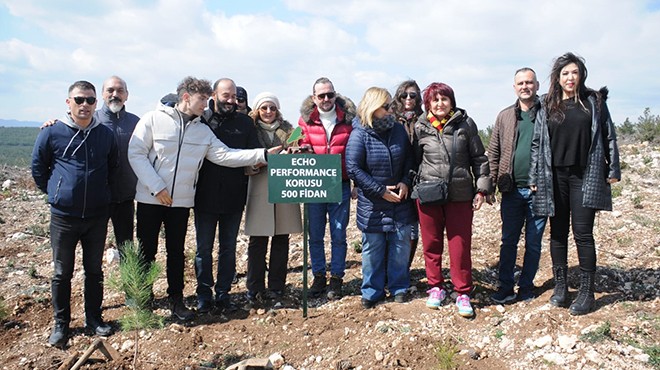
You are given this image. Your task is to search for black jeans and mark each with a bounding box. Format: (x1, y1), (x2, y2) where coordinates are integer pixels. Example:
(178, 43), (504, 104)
(50, 213), (108, 324)
(136, 202), (190, 300)
(109, 199), (135, 250)
(246, 234), (290, 293)
(550, 166), (597, 272)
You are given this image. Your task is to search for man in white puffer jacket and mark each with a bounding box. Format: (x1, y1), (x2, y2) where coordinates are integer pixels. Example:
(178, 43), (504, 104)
(128, 76), (273, 321)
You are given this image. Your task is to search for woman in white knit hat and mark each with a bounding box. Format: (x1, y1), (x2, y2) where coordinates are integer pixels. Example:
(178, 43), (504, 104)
(244, 92), (302, 307)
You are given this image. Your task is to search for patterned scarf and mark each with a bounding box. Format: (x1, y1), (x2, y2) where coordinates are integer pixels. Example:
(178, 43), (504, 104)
(428, 110), (454, 132)
(371, 115), (396, 133)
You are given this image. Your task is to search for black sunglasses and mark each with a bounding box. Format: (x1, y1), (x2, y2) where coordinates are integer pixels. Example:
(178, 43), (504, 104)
(382, 103), (392, 111)
(401, 92), (418, 100)
(71, 96), (97, 105)
(236, 98), (246, 103)
(316, 92), (336, 100)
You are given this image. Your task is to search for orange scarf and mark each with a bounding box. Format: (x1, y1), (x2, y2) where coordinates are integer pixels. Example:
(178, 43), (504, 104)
(428, 110), (454, 132)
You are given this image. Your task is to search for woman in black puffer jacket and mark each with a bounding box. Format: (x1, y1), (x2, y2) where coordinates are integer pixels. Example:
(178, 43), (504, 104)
(413, 82), (491, 318)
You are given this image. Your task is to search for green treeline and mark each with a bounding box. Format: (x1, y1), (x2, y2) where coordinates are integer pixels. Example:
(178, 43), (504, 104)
(0, 127), (40, 167)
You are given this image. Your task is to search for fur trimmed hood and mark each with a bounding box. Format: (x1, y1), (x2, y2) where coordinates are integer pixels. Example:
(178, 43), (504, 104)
(299, 93), (356, 124)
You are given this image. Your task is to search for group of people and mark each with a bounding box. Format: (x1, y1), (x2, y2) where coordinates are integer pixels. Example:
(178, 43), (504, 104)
(31, 51), (620, 349)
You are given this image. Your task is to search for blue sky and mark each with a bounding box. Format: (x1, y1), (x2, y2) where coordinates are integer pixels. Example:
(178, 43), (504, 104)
(1, 0), (659, 129)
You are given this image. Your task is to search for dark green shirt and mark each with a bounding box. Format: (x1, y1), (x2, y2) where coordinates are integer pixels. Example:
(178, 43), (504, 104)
(513, 110), (534, 187)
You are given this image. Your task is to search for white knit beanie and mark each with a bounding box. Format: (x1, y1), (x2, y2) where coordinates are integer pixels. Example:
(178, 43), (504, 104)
(253, 92), (280, 110)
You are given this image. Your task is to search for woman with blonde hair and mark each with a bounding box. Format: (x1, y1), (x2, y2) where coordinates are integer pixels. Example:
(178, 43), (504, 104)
(346, 87), (415, 308)
(244, 92), (302, 306)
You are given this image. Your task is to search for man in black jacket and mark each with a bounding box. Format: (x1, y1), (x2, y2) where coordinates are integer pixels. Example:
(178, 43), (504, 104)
(194, 78), (260, 313)
(98, 76), (140, 250)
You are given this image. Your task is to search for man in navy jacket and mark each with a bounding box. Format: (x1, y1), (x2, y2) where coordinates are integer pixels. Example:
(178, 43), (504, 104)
(32, 80), (118, 348)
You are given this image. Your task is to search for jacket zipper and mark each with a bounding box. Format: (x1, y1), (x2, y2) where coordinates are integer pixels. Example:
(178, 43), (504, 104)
(170, 111), (186, 201)
(82, 135), (88, 218)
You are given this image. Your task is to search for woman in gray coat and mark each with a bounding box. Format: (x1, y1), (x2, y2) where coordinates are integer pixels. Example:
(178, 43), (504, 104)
(530, 52), (620, 316)
(244, 93), (302, 305)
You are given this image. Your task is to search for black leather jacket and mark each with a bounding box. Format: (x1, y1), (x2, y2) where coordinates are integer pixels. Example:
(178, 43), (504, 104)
(529, 87), (620, 216)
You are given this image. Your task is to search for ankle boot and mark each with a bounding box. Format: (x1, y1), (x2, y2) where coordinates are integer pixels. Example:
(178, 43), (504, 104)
(408, 238), (419, 269)
(569, 271), (595, 315)
(549, 265), (569, 307)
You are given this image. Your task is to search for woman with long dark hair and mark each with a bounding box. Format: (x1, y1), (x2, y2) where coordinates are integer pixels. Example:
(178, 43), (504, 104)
(392, 80), (424, 270)
(530, 52), (620, 315)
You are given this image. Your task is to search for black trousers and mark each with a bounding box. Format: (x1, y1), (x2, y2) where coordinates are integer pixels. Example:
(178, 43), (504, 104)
(136, 202), (190, 300)
(549, 166), (597, 272)
(246, 234), (290, 293)
(109, 199), (135, 249)
(50, 213), (108, 324)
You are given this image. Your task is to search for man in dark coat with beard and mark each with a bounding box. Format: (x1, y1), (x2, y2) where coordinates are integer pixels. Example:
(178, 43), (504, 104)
(194, 78), (260, 313)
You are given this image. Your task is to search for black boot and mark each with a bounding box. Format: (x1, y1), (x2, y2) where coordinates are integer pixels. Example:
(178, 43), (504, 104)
(309, 274), (326, 298)
(408, 238), (419, 269)
(48, 321), (69, 348)
(170, 298), (195, 321)
(569, 271), (595, 316)
(549, 265), (569, 307)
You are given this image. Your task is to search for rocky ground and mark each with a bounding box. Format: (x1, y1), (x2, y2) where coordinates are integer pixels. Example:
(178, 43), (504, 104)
(0, 142), (658, 370)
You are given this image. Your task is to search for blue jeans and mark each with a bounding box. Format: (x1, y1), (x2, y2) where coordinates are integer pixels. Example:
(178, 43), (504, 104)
(308, 182), (350, 278)
(50, 214), (108, 323)
(361, 224), (411, 301)
(194, 210), (243, 303)
(498, 187), (547, 290)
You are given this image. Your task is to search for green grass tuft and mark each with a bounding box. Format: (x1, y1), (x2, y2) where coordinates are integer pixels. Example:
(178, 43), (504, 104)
(435, 341), (458, 370)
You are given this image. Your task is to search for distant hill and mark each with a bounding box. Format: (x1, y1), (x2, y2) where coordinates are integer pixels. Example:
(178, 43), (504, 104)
(0, 119), (41, 127)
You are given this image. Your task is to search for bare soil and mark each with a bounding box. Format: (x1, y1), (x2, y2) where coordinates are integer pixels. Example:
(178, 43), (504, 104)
(0, 143), (658, 370)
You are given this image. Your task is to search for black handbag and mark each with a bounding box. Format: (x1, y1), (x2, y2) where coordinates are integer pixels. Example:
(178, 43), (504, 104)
(412, 130), (457, 205)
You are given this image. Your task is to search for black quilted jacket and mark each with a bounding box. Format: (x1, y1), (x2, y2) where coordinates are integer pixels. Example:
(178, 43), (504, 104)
(529, 87), (621, 217)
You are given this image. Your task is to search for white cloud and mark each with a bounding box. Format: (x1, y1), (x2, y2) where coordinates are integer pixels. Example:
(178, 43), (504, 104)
(0, 0), (658, 127)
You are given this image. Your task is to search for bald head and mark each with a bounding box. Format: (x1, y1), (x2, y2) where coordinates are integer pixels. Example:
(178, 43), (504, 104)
(102, 76), (129, 113)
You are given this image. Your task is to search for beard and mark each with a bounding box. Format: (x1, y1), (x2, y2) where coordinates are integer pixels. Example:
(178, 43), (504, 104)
(108, 100), (124, 114)
(215, 100), (236, 115)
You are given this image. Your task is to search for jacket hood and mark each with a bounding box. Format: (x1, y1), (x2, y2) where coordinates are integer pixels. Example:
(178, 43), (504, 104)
(60, 112), (100, 131)
(299, 93), (356, 123)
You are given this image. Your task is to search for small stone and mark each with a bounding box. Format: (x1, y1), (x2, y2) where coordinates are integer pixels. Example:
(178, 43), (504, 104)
(543, 352), (566, 365)
(375, 350), (384, 362)
(533, 335), (553, 348)
(121, 339), (134, 352)
(585, 349), (603, 364)
(499, 337), (513, 351)
(269, 352), (285, 368)
(634, 353), (650, 362)
(169, 323), (185, 333)
(557, 334), (577, 350)
(257, 308), (266, 315)
(495, 305), (506, 313)
(105, 248), (120, 265)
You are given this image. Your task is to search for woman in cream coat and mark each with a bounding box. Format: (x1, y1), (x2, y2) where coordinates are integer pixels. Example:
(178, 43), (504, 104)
(244, 92), (302, 305)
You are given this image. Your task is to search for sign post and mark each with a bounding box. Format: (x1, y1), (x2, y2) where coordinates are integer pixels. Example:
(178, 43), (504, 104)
(268, 153), (342, 317)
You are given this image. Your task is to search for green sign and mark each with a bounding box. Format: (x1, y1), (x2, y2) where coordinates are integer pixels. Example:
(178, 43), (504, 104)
(268, 154), (342, 203)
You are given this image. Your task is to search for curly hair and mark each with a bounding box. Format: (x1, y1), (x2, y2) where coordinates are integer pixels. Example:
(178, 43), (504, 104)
(176, 76), (213, 101)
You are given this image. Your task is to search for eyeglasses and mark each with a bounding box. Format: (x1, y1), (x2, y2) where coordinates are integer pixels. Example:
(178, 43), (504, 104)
(236, 98), (246, 103)
(401, 92), (418, 100)
(71, 96), (97, 105)
(316, 92), (336, 100)
(259, 105), (278, 112)
(382, 103), (392, 111)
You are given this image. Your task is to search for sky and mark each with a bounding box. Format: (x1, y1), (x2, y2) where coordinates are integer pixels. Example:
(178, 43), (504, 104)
(1, 0), (659, 129)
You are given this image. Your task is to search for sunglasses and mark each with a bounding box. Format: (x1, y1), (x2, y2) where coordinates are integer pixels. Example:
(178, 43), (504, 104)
(401, 92), (418, 100)
(71, 96), (97, 105)
(259, 105), (278, 112)
(236, 98), (246, 103)
(316, 92), (336, 100)
(382, 103), (392, 111)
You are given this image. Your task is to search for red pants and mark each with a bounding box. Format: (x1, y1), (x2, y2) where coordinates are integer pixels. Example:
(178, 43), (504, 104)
(417, 200), (473, 294)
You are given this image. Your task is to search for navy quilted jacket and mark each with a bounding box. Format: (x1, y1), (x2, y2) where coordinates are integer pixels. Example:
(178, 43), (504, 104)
(529, 88), (620, 217)
(346, 118), (415, 233)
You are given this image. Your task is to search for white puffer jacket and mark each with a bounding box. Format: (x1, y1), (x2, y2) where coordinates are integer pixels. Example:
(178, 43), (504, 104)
(128, 103), (266, 208)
